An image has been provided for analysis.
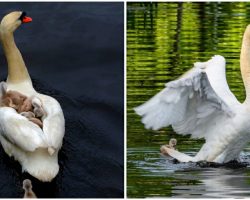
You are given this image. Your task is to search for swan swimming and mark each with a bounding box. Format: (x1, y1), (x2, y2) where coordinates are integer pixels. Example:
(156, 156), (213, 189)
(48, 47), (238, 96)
(23, 179), (37, 198)
(135, 25), (250, 163)
(160, 138), (177, 156)
(0, 11), (65, 181)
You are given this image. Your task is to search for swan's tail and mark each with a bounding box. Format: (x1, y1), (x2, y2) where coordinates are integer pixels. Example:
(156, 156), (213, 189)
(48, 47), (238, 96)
(0, 135), (59, 182)
(23, 149), (59, 182)
(161, 146), (194, 162)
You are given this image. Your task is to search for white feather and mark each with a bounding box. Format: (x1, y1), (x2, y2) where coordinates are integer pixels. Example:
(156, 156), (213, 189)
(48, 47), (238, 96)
(0, 11), (65, 182)
(0, 81), (65, 181)
(135, 55), (250, 163)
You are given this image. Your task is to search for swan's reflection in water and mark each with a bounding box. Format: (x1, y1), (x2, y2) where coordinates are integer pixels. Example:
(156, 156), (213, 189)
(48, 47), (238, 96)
(173, 167), (250, 198)
(128, 148), (250, 198)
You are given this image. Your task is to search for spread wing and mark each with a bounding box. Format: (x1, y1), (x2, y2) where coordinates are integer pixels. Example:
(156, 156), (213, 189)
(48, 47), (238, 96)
(135, 55), (240, 139)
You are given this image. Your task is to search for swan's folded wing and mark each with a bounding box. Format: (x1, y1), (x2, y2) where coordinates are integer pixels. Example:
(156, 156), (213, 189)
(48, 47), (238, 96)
(41, 96), (65, 150)
(135, 55), (240, 139)
(0, 107), (47, 151)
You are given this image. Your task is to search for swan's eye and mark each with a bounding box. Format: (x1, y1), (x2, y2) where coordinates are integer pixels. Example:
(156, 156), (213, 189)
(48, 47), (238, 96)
(19, 12), (32, 23)
(19, 12), (27, 21)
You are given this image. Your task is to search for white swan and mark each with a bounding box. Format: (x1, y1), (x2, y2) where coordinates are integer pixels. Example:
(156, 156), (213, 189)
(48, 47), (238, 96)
(135, 25), (250, 164)
(0, 11), (65, 181)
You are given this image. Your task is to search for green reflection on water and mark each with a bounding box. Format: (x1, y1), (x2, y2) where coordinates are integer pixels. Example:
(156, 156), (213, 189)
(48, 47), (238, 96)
(127, 2), (250, 198)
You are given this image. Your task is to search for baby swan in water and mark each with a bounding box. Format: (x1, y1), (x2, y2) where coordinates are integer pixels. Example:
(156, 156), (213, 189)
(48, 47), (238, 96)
(160, 138), (177, 156)
(23, 179), (37, 198)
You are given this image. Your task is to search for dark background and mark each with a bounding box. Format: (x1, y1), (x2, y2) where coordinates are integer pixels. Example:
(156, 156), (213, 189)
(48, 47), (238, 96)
(0, 2), (124, 198)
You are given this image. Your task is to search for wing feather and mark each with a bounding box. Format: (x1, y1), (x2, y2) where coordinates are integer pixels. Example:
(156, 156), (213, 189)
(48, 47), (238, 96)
(135, 55), (240, 139)
(40, 95), (65, 150)
(0, 107), (47, 151)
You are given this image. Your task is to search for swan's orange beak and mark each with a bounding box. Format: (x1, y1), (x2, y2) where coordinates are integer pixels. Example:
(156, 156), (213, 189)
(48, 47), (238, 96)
(22, 16), (32, 23)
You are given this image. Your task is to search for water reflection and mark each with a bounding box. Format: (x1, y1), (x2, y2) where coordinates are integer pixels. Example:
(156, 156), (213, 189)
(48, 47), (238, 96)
(127, 2), (250, 198)
(128, 148), (250, 198)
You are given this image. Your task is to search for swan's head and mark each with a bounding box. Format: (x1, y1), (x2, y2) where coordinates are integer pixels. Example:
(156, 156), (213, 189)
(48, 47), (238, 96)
(0, 11), (32, 33)
(169, 138), (177, 147)
(22, 179), (32, 191)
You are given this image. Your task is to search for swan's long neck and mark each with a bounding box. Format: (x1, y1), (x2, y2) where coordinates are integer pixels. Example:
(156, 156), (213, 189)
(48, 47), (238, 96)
(0, 30), (31, 84)
(240, 25), (250, 103)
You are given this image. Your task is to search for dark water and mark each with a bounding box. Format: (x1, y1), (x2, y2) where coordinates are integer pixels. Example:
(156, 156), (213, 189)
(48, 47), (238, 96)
(127, 2), (250, 198)
(0, 3), (124, 198)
